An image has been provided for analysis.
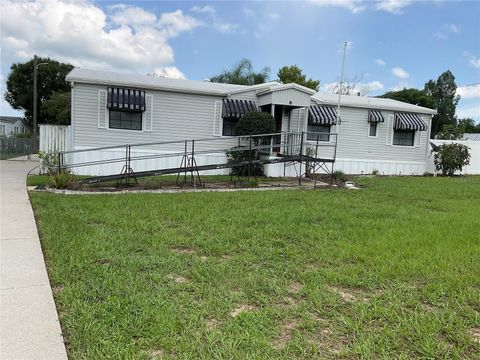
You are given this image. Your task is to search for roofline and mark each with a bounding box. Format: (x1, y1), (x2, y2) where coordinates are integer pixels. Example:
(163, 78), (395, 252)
(226, 81), (282, 96)
(311, 97), (437, 115)
(66, 74), (243, 97)
(256, 83), (316, 96)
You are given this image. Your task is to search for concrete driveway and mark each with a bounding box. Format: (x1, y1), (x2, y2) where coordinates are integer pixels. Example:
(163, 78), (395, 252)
(0, 159), (67, 359)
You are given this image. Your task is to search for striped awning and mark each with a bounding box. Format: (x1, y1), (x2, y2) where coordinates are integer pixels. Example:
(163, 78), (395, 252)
(222, 99), (257, 119)
(368, 110), (384, 123)
(107, 87), (145, 112)
(309, 105), (339, 125)
(394, 112), (427, 131)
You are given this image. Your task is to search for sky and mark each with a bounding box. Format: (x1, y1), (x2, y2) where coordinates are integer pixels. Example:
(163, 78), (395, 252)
(1, 0), (479, 121)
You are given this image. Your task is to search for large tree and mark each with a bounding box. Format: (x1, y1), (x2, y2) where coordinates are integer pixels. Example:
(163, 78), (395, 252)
(277, 65), (320, 91)
(378, 88), (436, 109)
(5, 57), (73, 128)
(40, 92), (71, 125)
(424, 70), (460, 137)
(210, 59), (270, 85)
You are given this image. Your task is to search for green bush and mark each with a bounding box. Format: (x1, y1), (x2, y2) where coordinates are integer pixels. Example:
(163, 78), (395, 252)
(234, 111), (275, 137)
(226, 148), (263, 177)
(333, 170), (348, 182)
(434, 143), (470, 176)
(372, 168), (380, 175)
(50, 170), (75, 189)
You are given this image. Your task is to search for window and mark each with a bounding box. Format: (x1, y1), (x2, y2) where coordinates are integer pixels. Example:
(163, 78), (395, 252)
(369, 122), (378, 137)
(109, 110), (142, 131)
(307, 125), (330, 141)
(0, 125), (5, 136)
(393, 129), (415, 146)
(222, 118), (238, 136)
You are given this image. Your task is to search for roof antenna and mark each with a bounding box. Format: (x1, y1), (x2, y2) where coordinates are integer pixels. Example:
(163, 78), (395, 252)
(336, 41), (348, 125)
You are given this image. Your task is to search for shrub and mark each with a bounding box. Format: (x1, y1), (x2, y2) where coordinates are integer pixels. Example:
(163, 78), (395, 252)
(333, 170), (348, 182)
(50, 170), (75, 189)
(226, 148), (263, 177)
(372, 168), (380, 176)
(234, 111), (276, 137)
(38, 151), (59, 175)
(434, 143), (470, 176)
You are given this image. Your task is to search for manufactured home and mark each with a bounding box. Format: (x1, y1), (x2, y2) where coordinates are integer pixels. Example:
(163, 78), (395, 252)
(0, 116), (27, 137)
(61, 68), (436, 177)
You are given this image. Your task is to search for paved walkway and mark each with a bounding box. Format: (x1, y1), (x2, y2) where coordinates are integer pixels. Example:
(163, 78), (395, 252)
(0, 159), (67, 359)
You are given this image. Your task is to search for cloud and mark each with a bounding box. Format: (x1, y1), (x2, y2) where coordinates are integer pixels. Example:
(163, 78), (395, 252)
(375, 0), (412, 14)
(153, 66), (186, 79)
(392, 67), (410, 79)
(456, 102), (480, 120)
(463, 52), (480, 69)
(457, 84), (480, 99)
(390, 81), (411, 91)
(243, 7), (255, 17)
(434, 23), (461, 39)
(0, 0), (199, 73)
(374, 59), (386, 66)
(190, 5), (216, 15)
(309, 0), (366, 13)
(269, 13), (281, 20)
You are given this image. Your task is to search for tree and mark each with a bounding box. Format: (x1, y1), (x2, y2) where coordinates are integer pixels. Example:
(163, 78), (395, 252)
(457, 118), (480, 134)
(327, 74), (369, 95)
(379, 88), (436, 110)
(435, 118), (480, 140)
(434, 143), (470, 176)
(234, 111), (276, 137)
(424, 70), (460, 138)
(41, 92), (71, 125)
(5, 57), (73, 128)
(210, 59), (270, 85)
(277, 65), (320, 91)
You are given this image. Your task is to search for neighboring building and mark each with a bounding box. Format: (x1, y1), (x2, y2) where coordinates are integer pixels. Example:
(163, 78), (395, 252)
(0, 116), (26, 137)
(63, 68), (436, 176)
(461, 133), (480, 141)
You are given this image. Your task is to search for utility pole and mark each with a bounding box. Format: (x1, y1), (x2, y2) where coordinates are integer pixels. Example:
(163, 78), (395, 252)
(336, 41), (348, 126)
(33, 55), (38, 152)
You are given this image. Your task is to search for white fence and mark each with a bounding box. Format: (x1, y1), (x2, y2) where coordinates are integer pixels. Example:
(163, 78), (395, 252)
(39, 125), (71, 153)
(427, 139), (480, 175)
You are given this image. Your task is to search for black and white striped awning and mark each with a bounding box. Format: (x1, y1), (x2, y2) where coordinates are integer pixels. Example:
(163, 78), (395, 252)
(309, 105), (339, 125)
(222, 99), (257, 119)
(368, 110), (384, 123)
(107, 87), (145, 112)
(394, 112), (427, 131)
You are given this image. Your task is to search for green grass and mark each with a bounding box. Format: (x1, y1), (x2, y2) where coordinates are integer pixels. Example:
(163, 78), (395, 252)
(27, 174), (285, 188)
(30, 177), (480, 359)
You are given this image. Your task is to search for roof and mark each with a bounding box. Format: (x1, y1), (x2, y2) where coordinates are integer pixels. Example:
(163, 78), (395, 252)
(0, 116), (23, 124)
(256, 83), (316, 96)
(66, 68), (254, 96)
(461, 133), (480, 141)
(312, 93), (437, 115)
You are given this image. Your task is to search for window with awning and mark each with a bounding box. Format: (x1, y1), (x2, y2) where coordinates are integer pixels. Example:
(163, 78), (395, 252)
(222, 99), (257, 119)
(308, 105), (339, 125)
(107, 87), (146, 112)
(368, 110), (384, 123)
(394, 112), (427, 131)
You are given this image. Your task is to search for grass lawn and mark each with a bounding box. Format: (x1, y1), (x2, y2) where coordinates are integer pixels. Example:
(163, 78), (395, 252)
(30, 176), (480, 359)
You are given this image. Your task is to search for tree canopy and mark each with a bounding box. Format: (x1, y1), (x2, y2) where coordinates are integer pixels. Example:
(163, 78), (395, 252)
(378, 88), (436, 110)
(210, 59), (270, 85)
(277, 65), (320, 91)
(40, 92), (71, 125)
(5, 57), (73, 128)
(424, 70), (460, 137)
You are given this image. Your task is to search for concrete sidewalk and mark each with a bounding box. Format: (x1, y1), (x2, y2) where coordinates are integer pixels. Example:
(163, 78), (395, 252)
(0, 160), (67, 359)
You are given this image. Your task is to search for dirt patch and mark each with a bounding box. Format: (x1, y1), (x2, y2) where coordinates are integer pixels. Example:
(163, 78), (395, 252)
(230, 304), (258, 318)
(309, 327), (349, 356)
(52, 284), (64, 296)
(470, 327), (480, 344)
(327, 285), (369, 303)
(271, 319), (299, 350)
(148, 348), (164, 359)
(205, 318), (220, 331)
(421, 302), (437, 312)
(95, 258), (111, 265)
(166, 274), (188, 284)
(287, 282), (303, 294)
(199, 255), (208, 261)
(170, 246), (195, 255)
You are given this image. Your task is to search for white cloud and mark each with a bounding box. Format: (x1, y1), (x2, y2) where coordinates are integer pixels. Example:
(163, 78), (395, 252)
(309, 0), (366, 14)
(390, 81), (411, 91)
(456, 103), (480, 120)
(190, 5), (216, 15)
(457, 84), (480, 99)
(434, 23), (461, 39)
(153, 66), (186, 79)
(375, 0), (412, 14)
(243, 7), (255, 17)
(269, 13), (281, 20)
(392, 67), (410, 79)
(470, 56), (480, 69)
(0, 0), (199, 73)
(374, 59), (386, 66)
(214, 22), (239, 34)
(447, 23), (460, 33)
